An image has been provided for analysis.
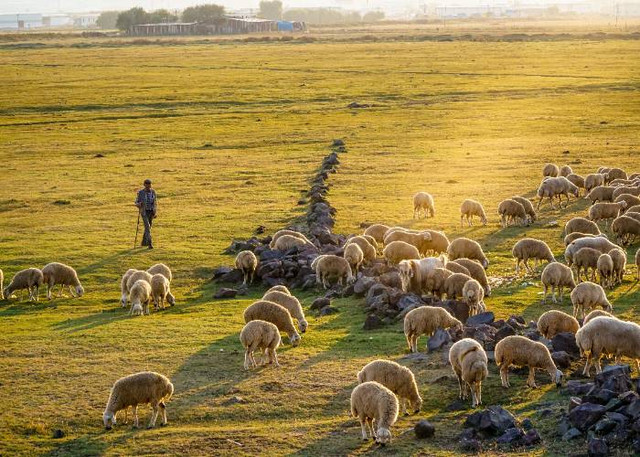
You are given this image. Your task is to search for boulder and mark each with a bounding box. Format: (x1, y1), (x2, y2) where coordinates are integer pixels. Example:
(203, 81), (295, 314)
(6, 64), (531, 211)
(363, 314), (383, 330)
(214, 288), (237, 299)
(594, 365), (633, 394)
(319, 306), (339, 316)
(551, 332), (580, 358)
(568, 402), (606, 431)
(551, 351), (572, 369)
(562, 427), (582, 441)
(587, 437), (609, 457)
(310, 297), (331, 311)
(414, 420), (435, 439)
(439, 300), (470, 323)
(464, 406), (518, 437)
(212, 266), (232, 280)
(466, 311), (495, 326)
(397, 294), (422, 311)
(495, 324), (516, 342)
(427, 328), (452, 352)
(496, 427), (524, 446)
(353, 276), (376, 297)
(260, 249), (285, 261)
(523, 429), (541, 446)
(218, 269), (244, 284)
(566, 380), (594, 396)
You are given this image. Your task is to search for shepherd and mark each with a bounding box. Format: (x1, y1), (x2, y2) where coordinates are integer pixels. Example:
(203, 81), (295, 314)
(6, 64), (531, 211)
(135, 179), (157, 250)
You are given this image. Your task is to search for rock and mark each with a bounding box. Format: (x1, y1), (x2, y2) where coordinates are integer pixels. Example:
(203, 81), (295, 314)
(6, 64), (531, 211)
(466, 311), (495, 326)
(446, 399), (467, 411)
(378, 271), (402, 289)
(460, 437), (482, 452)
(52, 429), (65, 439)
(507, 315), (526, 328)
(568, 402), (606, 431)
(363, 314), (383, 330)
(523, 428), (541, 445)
(212, 266), (232, 280)
(214, 288), (237, 299)
(319, 306), (339, 316)
(224, 396), (247, 405)
(496, 427), (524, 446)
(414, 420), (435, 439)
(594, 365), (633, 394)
(569, 397), (582, 412)
(397, 294), (422, 311)
(311, 297), (330, 310)
(495, 324), (516, 342)
(353, 276), (376, 297)
(440, 300), (470, 323)
(551, 332), (580, 357)
(521, 418), (534, 431)
(622, 398), (640, 420)
(552, 351), (572, 369)
(587, 437), (609, 456)
(562, 427), (582, 441)
(619, 391), (639, 404)
(236, 284), (249, 296)
(427, 328), (452, 352)
(218, 269), (244, 284)
(584, 388), (617, 405)
(464, 406), (518, 436)
(566, 380), (594, 396)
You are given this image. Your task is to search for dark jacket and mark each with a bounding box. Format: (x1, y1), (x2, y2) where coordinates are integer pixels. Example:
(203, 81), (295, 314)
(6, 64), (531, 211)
(136, 189), (157, 213)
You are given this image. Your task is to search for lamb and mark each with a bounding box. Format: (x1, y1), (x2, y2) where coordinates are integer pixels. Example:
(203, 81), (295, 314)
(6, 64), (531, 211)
(424, 268), (453, 299)
(589, 201), (627, 226)
(537, 310), (579, 339)
(543, 163), (560, 177)
(103, 371), (173, 430)
(239, 320), (281, 369)
(541, 262), (576, 304)
(266, 285), (291, 295)
(147, 263), (172, 282)
(383, 231), (431, 256)
(512, 238), (555, 274)
(235, 250), (258, 285)
(585, 173), (606, 192)
(350, 381), (399, 444)
(444, 272), (474, 300)
(566, 174), (586, 195)
(41, 262), (84, 300)
(452, 258), (491, 296)
(445, 261), (470, 276)
(564, 237), (620, 266)
(312, 255), (353, 288)
(498, 199), (527, 227)
(262, 290), (308, 333)
(495, 335), (563, 388)
(573, 247), (602, 282)
(344, 236), (376, 263)
(560, 165), (573, 177)
(403, 306), (462, 352)
(576, 317), (640, 376)
(612, 215), (640, 245)
(364, 224), (390, 244)
(3, 268), (43, 302)
(612, 186), (640, 200)
(585, 186), (615, 204)
(447, 238), (489, 269)
(243, 300), (301, 346)
(150, 274), (171, 310)
(413, 191), (435, 219)
(129, 279), (152, 316)
(583, 309), (615, 325)
(608, 248), (626, 285)
(565, 217), (601, 236)
(383, 241), (421, 265)
(120, 269), (138, 307)
(462, 279), (485, 316)
(571, 281), (613, 319)
(343, 242), (364, 273)
(512, 196), (537, 223)
(357, 360), (422, 415)
(636, 248), (640, 281)
(449, 338), (488, 407)
(273, 234), (313, 251)
(460, 199), (487, 226)
(615, 193), (640, 211)
(269, 229), (312, 249)
(597, 253), (614, 289)
(397, 256), (447, 294)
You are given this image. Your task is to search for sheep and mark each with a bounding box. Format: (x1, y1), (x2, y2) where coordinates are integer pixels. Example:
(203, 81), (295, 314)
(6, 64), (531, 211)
(266, 285), (291, 295)
(460, 199), (487, 226)
(357, 360), (422, 415)
(424, 268), (453, 299)
(344, 242), (364, 274)
(0, 268), (3, 300)
(445, 261), (470, 276)
(583, 309), (615, 326)
(589, 201), (627, 226)
(103, 371), (173, 430)
(585, 173), (606, 192)
(615, 193), (640, 211)
(560, 165), (573, 177)
(571, 281), (612, 319)
(608, 248), (626, 285)
(129, 279), (152, 316)
(449, 338), (488, 407)
(462, 279), (485, 316)
(543, 163), (560, 177)
(495, 335), (563, 388)
(636, 248), (640, 281)
(273, 234), (313, 252)
(350, 381), (399, 444)
(628, 205), (640, 214)
(364, 224), (390, 244)
(235, 250), (258, 285)
(452, 258), (491, 297)
(362, 234), (379, 252)
(565, 217), (601, 236)
(597, 167), (611, 175)
(597, 253), (615, 289)
(413, 192), (435, 219)
(611, 215), (640, 246)
(147, 263), (172, 282)
(243, 300), (301, 346)
(512, 238), (555, 274)
(536, 177), (579, 209)
(564, 232), (603, 246)
(564, 237), (621, 266)
(383, 230), (432, 256)
(626, 211), (640, 223)
(397, 256), (447, 294)
(3, 268), (43, 302)
(41, 262), (84, 300)
(119, 269), (138, 307)
(447, 238), (489, 269)
(403, 306), (462, 353)
(612, 186), (640, 200)
(585, 186), (615, 204)
(239, 320), (281, 369)
(606, 167), (628, 183)
(566, 174), (586, 195)
(573, 247), (602, 282)
(444, 272), (474, 300)
(537, 310), (579, 339)
(262, 290), (308, 333)
(576, 317), (640, 376)
(312, 255), (353, 289)
(423, 230), (450, 255)
(512, 196), (537, 223)
(344, 236), (376, 263)
(150, 274), (170, 310)
(269, 229), (312, 249)
(630, 172), (640, 180)
(383, 241), (420, 265)
(126, 270), (153, 293)
(541, 262), (576, 304)
(498, 199), (527, 227)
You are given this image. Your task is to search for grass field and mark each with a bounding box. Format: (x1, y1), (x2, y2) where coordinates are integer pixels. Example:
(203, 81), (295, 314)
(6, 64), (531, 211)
(1, 24), (639, 456)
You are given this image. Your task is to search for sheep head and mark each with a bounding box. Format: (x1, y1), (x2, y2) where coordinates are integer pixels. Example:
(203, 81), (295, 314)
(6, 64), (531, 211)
(289, 333), (301, 347)
(375, 427), (392, 445)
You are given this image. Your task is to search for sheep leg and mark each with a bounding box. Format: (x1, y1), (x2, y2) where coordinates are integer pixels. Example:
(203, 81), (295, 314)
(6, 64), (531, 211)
(500, 366), (510, 388)
(456, 373), (464, 399)
(58, 284), (64, 298)
(244, 349), (252, 370)
(582, 355), (592, 376)
(148, 404), (159, 428)
(400, 398), (408, 416)
(132, 405), (139, 428)
(515, 259), (520, 275)
(558, 286), (563, 303)
(46, 284), (52, 300)
(159, 402), (167, 426)
(460, 215), (464, 227)
(595, 355), (603, 375)
(542, 284), (548, 303)
(271, 348), (280, 367)
(527, 368), (537, 388)
(360, 418), (369, 440)
(524, 259), (531, 274)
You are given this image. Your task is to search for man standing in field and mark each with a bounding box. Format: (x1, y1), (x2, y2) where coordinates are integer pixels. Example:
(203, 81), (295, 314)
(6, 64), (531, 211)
(135, 179), (157, 249)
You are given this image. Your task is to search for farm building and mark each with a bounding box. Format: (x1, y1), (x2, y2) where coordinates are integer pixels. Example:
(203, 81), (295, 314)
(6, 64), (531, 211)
(0, 13), (43, 30)
(129, 17), (305, 36)
(130, 22), (199, 36)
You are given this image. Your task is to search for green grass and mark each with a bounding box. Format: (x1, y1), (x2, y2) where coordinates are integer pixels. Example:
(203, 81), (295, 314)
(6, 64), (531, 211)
(0, 27), (639, 456)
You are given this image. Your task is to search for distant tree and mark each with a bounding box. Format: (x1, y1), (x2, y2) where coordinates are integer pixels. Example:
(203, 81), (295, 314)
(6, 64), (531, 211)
(283, 8), (363, 25)
(148, 9), (178, 23)
(363, 11), (385, 22)
(96, 11), (119, 29)
(116, 7), (149, 31)
(182, 4), (225, 23)
(259, 1), (283, 20)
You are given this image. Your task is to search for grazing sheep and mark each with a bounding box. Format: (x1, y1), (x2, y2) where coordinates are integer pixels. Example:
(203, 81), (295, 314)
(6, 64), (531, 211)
(362, 235), (379, 252)
(273, 234), (313, 252)
(573, 247), (602, 282)
(383, 230), (432, 256)
(571, 281), (612, 319)
(0, 268), (3, 300)
(626, 211), (640, 223)
(126, 270), (153, 293)
(344, 242), (364, 274)
(537, 310), (580, 339)
(585, 186), (615, 204)
(612, 215), (640, 246)
(445, 261), (470, 276)
(627, 205), (640, 214)
(560, 165), (573, 177)
(537, 177), (578, 209)
(413, 192), (435, 219)
(240, 320), (281, 370)
(364, 224), (390, 244)
(564, 237), (621, 266)
(266, 285), (291, 295)
(597, 254), (615, 289)
(495, 335), (563, 388)
(357, 360), (422, 415)
(3, 268), (43, 302)
(403, 306), (462, 352)
(608, 248), (627, 285)
(615, 193), (640, 210)
(423, 230), (450, 255)
(119, 269), (138, 307)
(541, 262), (576, 304)
(512, 238), (555, 274)
(235, 250), (258, 285)
(262, 290), (308, 333)
(606, 168), (628, 183)
(41, 262), (84, 300)
(597, 167), (611, 175)
(312, 255), (353, 289)
(269, 229), (312, 249)
(453, 258), (491, 297)
(383, 241), (421, 265)
(462, 279), (485, 316)
(129, 279), (152, 316)
(576, 317), (640, 376)
(583, 309), (615, 325)
(150, 274), (170, 310)
(460, 199), (488, 226)
(243, 300), (301, 346)
(444, 272), (474, 300)
(397, 256), (447, 294)
(449, 338), (488, 407)
(345, 236), (376, 263)
(566, 174), (586, 195)
(589, 201), (628, 226)
(498, 199), (527, 227)
(543, 163), (560, 177)
(350, 381), (399, 444)
(613, 186), (640, 200)
(512, 196), (537, 224)
(425, 268), (454, 299)
(564, 232), (603, 247)
(585, 173), (606, 192)
(447, 238), (489, 269)
(103, 371), (173, 430)
(147, 263), (172, 282)
(565, 217), (601, 236)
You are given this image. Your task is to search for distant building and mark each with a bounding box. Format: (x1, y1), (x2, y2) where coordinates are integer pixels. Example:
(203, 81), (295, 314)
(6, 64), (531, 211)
(73, 13), (99, 28)
(435, 6), (506, 18)
(0, 13), (42, 30)
(129, 17), (306, 36)
(43, 14), (73, 28)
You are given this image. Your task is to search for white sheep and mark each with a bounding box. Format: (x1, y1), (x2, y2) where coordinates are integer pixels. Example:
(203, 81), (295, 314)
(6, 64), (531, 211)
(597, 253), (614, 289)
(343, 242), (364, 274)
(543, 163), (560, 177)
(364, 224), (390, 244)
(147, 263), (172, 282)
(616, 194), (640, 211)
(449, 338), (488, 407)
(495, 335), (563, 388)
(235, 250), (258, 285)
(573, 247), (601, 282)
(103, 371), (173, 430)
(585, 173), (606, 192)
(537, 310), (579, 339)
(350, 381), (399, 444)
(266, 285), (291, 295)
(447, 238), (489, 269)
(150, 274), (171, 310)
(462, 279), (485, 316)
(541, 262), (576, 304)
(269, 229), (312, 249)
(452, 258), (491, 297)
(3, 268), (43, 302)
(565, 217), (601, 236)
(383, 230), (432, 256)
(585, 186), (615, 204)
(413, 192), (435, 219)
(41, 262), (84, 300)
(583, 309), (615, 326)
(404, 306), (462, 352)
(564, 232), (604, 247)
(344, 236), (376, 263)
(611, 215), (640, 245)
(566, 174), (585, 195)
(559, 165), (573, 177)
(383, 241), (420, 265)
(239, 320), (282, 370)
(273, 234), (314, 251)
(564, 236), (620, 266)
(512, 196), (537, 224)
(498, 199), (527, 227)
(424, 267), (453, 299)
(460, 199), (487, 226)
(129, 279), (152, 316)
(606, 167), (628, 183)
(262, 290), (308, 333)
(512, 238), (554, 274)
(312, 255), (353, 288)
(589, 201), (627, 226)
(120, 269), (138, 307)
(536, 176), (578, 209)
(570, 281), (612, 319)
(357, 360), (422, 415)
(244, 300), (301, 346)
(608, 248), (627, 286)
(397, 256), (447, 295)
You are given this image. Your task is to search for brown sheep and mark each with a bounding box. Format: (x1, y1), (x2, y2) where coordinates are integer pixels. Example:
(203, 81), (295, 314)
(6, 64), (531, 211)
(383, 241), (421, 265)
(537, 310), (580, 339)
(564, 217), (600, 236)
(512, 238), (554, 274)
(498, 199), (527, 227)
(453, 258), (491, 297)
(447, 238), (489, 269)
(541, 262), (576, 304)
(543, 163), (560, 177)
(512, 196), (537, 223)
(404, 306), (462, 352)
(364, 224), (390, 244)
(460, 199), (488, 226)
(444, 272), (474, 300)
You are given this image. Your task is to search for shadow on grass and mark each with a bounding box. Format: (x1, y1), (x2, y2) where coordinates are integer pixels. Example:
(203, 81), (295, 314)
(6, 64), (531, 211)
(75, 249), (134, 277)
(51, 308), (130, 333)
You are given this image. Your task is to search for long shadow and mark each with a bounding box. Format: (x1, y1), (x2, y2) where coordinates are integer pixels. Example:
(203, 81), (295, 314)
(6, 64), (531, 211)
(75, 249), (140, 277)
(43, 424), (144, 457)
(0, 298), (57, 318)
(51, 307), (129, 333)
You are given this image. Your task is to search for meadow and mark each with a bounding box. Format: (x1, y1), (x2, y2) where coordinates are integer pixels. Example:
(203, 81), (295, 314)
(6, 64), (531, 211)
(0, 23), (639, 456)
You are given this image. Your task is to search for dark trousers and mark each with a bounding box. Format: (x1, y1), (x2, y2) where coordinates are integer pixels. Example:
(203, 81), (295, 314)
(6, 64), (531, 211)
(141, 210), (154, 247)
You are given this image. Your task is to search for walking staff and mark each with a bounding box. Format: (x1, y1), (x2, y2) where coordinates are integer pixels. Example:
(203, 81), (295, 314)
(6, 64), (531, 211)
(135, 179), (158, 250)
